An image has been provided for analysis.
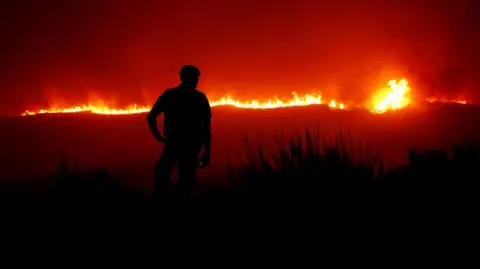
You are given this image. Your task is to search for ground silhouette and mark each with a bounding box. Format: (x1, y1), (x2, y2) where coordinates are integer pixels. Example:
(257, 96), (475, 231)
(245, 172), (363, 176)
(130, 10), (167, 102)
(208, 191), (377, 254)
(2, 129), (478, 264)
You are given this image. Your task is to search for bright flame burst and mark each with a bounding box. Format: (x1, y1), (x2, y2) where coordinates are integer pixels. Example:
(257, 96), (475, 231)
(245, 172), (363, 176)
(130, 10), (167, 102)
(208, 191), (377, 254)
(21, 78), (468, 116)
(369, 79), (412, 113)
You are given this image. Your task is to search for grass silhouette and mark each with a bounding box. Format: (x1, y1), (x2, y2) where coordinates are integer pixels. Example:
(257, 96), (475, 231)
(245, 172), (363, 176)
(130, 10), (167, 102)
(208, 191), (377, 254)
(235, 127), (381, 196)
(2, 127), (478, 209)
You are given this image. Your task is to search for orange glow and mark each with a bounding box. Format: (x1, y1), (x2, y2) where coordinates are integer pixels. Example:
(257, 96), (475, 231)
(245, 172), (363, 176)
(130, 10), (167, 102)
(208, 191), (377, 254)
(328, 100), (345, 110)
(426, 97), (468, 105)
(369, 79), (412, 114)
(21, 79), (471, 116)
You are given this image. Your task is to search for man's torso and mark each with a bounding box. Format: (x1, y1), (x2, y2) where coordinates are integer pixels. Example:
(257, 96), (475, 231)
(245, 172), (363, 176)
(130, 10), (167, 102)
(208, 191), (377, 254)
(160, 86), (209, 144)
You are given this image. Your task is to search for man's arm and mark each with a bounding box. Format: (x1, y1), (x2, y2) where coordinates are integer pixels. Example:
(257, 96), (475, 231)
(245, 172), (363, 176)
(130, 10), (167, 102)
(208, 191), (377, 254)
(199, 94), (212, 168)
(203, 117), (211, 155)
(201, 94), (212, 155)
(146, 94), (167, 143)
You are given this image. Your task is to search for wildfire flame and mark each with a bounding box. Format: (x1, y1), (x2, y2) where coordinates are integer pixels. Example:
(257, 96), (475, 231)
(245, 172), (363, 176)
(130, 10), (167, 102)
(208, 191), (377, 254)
(21, 78), (468, 116)
(22, 104), (151, 116)
(22, 93), (345, 116)
(209, 93), (344, 109)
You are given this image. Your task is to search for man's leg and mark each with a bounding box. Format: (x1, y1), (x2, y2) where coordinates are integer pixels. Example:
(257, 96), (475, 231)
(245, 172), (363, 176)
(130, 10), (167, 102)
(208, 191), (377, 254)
(178, 146), (201, 198)
(154, 145), (177, 199)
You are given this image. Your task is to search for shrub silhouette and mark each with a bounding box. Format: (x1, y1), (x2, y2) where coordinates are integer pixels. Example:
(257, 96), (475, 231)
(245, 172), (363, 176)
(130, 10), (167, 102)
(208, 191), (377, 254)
(236, 128), (381, 197)
(235, 128), (480, 199)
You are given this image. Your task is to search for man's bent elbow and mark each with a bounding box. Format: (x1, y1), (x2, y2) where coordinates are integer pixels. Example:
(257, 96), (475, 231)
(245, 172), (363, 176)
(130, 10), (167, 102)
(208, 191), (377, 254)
(203, 132), (212, 144)
(146, 113), (155, 123)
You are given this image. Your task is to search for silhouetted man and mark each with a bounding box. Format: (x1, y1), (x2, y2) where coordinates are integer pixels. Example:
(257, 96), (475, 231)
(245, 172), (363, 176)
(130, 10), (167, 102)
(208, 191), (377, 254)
(147, 65), (212, 198)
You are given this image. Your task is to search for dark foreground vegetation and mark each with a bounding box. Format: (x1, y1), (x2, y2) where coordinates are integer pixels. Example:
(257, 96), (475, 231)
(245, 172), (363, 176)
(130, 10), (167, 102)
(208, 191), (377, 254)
(2, 129), (479, 263)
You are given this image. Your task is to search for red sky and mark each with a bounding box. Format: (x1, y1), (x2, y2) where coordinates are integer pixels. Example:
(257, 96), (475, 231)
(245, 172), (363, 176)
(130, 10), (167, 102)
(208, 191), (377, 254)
(1, 0), (479, 115)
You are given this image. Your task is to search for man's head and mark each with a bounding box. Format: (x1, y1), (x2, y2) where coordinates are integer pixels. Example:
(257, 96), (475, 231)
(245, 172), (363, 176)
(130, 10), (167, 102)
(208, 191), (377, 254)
(180, 65), (201, 88)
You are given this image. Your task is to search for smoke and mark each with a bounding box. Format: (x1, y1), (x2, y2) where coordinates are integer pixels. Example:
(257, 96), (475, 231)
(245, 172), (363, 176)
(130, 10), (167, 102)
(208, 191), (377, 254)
(0, 0), (479, 115)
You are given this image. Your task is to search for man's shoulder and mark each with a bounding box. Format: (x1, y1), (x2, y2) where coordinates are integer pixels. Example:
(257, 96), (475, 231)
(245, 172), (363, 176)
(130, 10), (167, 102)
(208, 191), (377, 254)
(164, 87), (178, 94)
(160, 87), (177, 99)
(161, 87), (208, 102)
(193, 89), (208, 99)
